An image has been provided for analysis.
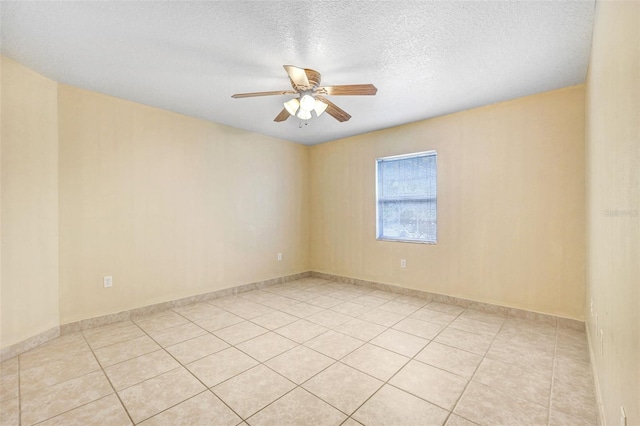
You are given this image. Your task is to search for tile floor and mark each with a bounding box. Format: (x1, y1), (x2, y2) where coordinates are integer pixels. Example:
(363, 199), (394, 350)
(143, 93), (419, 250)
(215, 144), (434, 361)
(0, 278), (599, 425)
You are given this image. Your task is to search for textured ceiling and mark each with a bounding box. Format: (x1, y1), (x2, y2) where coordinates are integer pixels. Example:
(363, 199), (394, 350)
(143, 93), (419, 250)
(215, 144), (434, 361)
(0, 1), (595, 145)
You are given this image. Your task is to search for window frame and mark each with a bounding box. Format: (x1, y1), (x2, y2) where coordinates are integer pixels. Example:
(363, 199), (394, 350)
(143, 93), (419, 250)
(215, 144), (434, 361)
(375, 150), (437, 244)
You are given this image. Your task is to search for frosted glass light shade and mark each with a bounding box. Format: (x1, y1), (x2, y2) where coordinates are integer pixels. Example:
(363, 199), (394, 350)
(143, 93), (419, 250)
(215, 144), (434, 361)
(314, 100), (328, 116)
(296, 109), (312, 120)
(299, 94), (316, 112)
(284, 98), (300, 116)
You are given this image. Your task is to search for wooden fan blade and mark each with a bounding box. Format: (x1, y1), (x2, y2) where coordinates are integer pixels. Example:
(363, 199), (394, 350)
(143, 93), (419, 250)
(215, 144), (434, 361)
(284, 65), (313, 91)
(274, 108), (290, 122)
(231, 90), (296, 98)
(316, 84), (378, 96)
(315, 95), (351, 122)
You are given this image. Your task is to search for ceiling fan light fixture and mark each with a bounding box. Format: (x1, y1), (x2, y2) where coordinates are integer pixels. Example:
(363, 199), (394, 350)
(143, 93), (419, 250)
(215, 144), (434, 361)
(284, 98), (300, 116)
(299, 94), (316, 112)
(314, 99), (328, 116)
(297, 109), (312, 120)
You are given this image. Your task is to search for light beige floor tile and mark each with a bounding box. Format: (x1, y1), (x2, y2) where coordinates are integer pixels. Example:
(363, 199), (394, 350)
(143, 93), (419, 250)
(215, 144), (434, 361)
(223, 301), (275, 320)
(236, 332), (298, 362)
(445, 414), (478, 426)
(378, 301), (420, 316)
(353, 384), (449, 426)
(194, 311), (245, 332)
(93, 335), (160, 367)
(104, 350), (180, 390)
(410, 308), (458, 325)
(147, 322), (207, 347)
(0, 397), (19, 426)
(335, 318), (386, 341)
(342, 344), (409, 381)
(551, 376), (598, 424)
(0, 358), (19, 402)
(303, 362), (383, 415)
(458, 309), (506, 326)
(454, 381), (548, 426)
(485, 340), (555, 372)
(140, 391), (240, 426)
(341, 418), (364, 426)
(38, 393), (131, 426)
(134, 311), (190, 333)
(306, 310), (352, 328)
(330, 301), (372, 317)
(248, 387), (347, 426)
(358, 309), (404, 327)
(172, 302), (224, 321)
(304, 330), (364, 360)
(307, 295), (344, 309)
(118, 367), (205, 424)
(165, 333), (229, 364)
(424, 302), (465, 315)
(20, 350), (100, 394)
(83, 324), (145, 350)
(449, 316), (502, 336)
(214, 321), (268, 345)
(266, 345), (334, 384)
(548, 408), (599, 426)
(281, 302), (325, 318)
(368, 290), (397, 300)
(502, 317), (557, 336)
(369, 329), (428, 357)
(213, 365), (295, 419)
(392, 317), (445, 340)
(434, 327), (494, 355)
(415, 342), (482, 378)
(390, 360), (467, 410)
(21, 371), (112, 426)
(474, 357), (551, 406)
(274, 320), (328, 343)
(351, 295), (388, 308)
(493, 328), (556, 353)
(19, 333), (89, 366)
(186, 347), (258, 387)
(394, 295), (429, 307)
(554, 352), (593, 385)
(251, 311), (298, 330)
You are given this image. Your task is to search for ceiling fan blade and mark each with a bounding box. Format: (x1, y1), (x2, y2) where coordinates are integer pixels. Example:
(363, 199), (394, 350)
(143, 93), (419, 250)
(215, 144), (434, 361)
(315, 95), (351, 122)
(274, 108), (290, 122)
(316, 84), (378, 96)
(284, 65), (312, 91)
(231, 90), (296, 98)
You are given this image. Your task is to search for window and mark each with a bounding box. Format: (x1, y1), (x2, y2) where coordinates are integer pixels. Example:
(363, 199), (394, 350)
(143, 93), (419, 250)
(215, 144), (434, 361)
(376, 151), (437, 243)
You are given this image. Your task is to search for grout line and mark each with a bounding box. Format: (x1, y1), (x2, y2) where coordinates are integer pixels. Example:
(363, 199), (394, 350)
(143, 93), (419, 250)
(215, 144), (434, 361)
(79, 332), (136, 425)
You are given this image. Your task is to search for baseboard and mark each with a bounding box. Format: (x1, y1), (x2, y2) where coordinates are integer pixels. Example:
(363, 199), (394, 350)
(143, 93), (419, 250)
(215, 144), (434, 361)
(2, 269), (586, 362)
(60, 271), (312, 334)
(311, 271), (585, 330)
(586, 323), (606, 426)
(0, 326), (60, 362)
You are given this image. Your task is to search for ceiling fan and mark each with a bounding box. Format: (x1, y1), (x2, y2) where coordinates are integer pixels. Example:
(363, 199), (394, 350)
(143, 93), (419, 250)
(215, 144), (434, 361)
(231, 65), (377, 123)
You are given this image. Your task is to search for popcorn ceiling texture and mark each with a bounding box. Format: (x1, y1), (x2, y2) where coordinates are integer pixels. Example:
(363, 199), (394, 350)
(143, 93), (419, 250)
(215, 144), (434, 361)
(0, 1), (594, 145)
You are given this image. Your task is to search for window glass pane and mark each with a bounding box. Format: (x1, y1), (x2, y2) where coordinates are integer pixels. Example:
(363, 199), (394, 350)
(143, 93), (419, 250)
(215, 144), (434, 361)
(377, 152), (437, 243)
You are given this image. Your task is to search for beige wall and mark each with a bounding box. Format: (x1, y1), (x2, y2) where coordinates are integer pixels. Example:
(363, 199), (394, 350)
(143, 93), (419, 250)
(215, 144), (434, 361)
(0, 57), (60, 348)
(58, 85), (309, 324)
(310, 86), (586, 319)
(585, 1), (640, 424)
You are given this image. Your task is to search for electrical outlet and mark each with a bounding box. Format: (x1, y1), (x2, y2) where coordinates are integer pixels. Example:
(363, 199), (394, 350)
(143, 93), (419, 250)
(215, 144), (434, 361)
(620, 406), (627, 426)
(277, 253), (282, 261)
(103, 276), (113, 288)
(400, 259), (406, 269)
